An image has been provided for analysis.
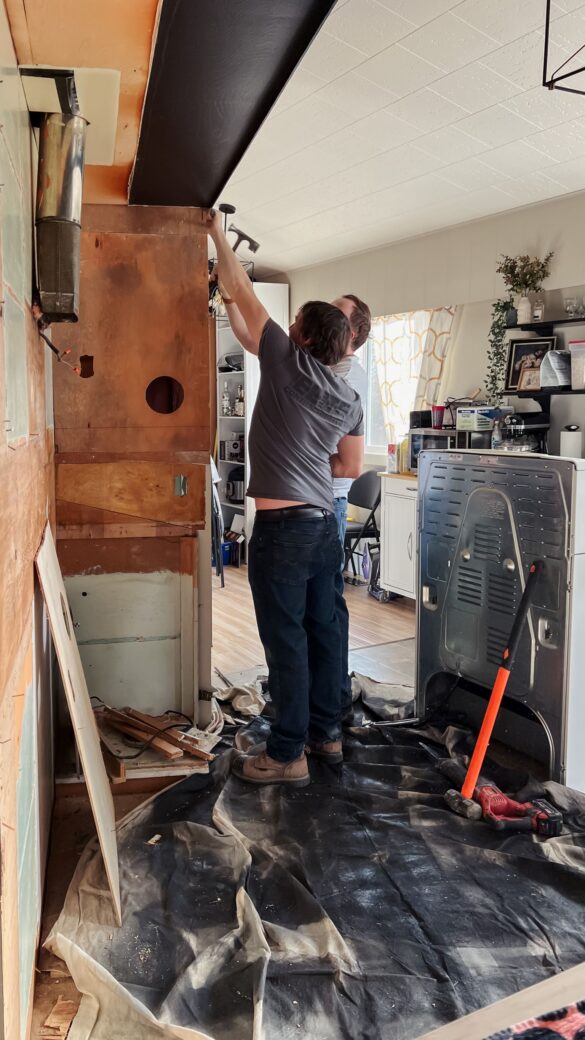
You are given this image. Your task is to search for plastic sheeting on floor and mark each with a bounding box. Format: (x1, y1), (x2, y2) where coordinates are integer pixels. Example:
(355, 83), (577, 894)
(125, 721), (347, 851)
(47, 719), (585, 1040)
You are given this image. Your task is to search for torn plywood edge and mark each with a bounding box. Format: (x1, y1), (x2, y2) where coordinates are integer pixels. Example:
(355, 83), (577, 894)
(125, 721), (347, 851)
(35, 524), (121, 925)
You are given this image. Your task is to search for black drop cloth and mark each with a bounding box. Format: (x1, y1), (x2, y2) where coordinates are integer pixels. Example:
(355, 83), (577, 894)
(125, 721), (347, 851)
(47, 722), (585, 1040)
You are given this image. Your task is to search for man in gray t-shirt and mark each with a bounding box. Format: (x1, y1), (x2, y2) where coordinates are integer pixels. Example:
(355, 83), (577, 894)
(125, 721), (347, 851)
(207, 211), (364, 788)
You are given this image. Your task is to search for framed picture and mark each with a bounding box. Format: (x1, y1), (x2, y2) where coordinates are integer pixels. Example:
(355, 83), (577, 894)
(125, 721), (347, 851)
(505, 337), (556, 392)
(518, 364), (541, 392)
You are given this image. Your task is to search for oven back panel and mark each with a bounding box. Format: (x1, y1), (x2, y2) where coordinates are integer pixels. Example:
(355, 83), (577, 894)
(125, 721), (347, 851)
(416, 452), (574, 780)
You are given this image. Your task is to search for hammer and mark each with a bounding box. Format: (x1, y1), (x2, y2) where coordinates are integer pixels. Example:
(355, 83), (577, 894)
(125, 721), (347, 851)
(228, 223), (259, 254)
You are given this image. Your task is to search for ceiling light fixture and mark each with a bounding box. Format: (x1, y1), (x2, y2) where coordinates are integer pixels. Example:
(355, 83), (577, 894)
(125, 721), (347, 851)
(543, 0), (585, 96)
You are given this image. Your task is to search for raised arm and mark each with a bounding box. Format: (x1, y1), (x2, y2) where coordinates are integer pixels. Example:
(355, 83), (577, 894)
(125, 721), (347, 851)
(207, 210), (268, 355)
(331, 434), (364, 479)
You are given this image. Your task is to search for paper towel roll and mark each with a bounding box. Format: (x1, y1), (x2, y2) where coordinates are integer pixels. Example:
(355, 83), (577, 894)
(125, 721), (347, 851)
(560, 428), (583, 458)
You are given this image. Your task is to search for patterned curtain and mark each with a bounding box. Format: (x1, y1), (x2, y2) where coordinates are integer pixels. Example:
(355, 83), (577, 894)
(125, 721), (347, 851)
(369, 307), (456, 442)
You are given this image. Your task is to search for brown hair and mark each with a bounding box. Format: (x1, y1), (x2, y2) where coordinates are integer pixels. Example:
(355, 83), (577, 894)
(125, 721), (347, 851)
(299, 301), (351, 366)
(343, 293), (371, 348)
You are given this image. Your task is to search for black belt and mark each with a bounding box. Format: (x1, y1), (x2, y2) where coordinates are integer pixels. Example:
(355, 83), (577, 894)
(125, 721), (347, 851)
(255, 505), (334, 521)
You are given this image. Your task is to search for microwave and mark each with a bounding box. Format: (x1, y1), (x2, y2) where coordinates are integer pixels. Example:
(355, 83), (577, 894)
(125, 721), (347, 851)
(408, 428), (492, 471)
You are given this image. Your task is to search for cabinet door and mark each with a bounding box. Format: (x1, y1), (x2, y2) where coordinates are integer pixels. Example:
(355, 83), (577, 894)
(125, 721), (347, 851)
(382, 492), (416, 596)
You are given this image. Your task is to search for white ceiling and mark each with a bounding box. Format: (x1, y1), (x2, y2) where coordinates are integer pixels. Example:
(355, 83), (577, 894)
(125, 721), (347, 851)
(221, 0), (585, 276)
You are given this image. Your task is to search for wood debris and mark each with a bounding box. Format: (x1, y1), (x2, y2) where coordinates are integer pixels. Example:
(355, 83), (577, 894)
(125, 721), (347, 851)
(40, 996), (78, 1037)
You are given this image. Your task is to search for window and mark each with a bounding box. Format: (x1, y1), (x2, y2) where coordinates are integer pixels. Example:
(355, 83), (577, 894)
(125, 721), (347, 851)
(363, 308), (456, 455)
(365, 342), (386, 451)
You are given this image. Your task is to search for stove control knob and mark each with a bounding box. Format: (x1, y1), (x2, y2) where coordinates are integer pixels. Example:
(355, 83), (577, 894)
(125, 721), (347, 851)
(504, 558), (516, 572)
(461, 549), (471, 562)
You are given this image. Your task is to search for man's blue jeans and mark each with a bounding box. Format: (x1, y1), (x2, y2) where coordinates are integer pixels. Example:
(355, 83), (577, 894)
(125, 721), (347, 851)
(248, 511), (343, 762)
(333, 497), (353, 716)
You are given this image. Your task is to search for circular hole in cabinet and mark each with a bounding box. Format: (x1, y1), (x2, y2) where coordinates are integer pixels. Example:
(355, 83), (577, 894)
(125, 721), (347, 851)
(145, 376), (184, 414)
(60, 594), (71, 638)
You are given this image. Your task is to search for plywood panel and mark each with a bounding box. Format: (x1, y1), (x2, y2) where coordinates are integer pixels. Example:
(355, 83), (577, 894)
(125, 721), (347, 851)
(56, 461), (205, 525)
(52, 221), (209, 454)
(4, 0), (160, 205)
(35, 525), (121, 924)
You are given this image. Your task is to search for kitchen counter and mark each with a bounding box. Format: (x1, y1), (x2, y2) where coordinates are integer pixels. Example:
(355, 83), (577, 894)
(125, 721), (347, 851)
(378, 472), (418, 482)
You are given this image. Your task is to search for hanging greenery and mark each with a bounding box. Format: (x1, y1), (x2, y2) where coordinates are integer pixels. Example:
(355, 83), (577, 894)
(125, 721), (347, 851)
(485, 297), (512, 405)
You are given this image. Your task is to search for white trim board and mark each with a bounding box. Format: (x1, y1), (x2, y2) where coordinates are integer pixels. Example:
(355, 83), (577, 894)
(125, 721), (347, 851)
(35, 524), (121, 925)
(414, 961), (585, 1040)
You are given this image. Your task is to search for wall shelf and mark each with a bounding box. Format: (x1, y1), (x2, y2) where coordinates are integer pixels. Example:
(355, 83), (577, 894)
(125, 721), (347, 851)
(510, 387), (585, 399)
(517, 316), (585, 333)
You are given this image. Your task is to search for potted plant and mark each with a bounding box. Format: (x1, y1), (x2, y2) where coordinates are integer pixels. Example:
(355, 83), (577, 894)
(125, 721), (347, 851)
(496, 252), (554, 324)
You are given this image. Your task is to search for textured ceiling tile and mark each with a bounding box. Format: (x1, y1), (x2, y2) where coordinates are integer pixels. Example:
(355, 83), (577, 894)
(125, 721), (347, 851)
(374, 0), (461, 27)
(300, 29), (368, 77)
(389, 88), (468, 132)
(358, 43), (443, 96)
(478, 139), (559, 179)
(549, 7), (585, 52)
(316, 72), (398, 118)
(350, 105), (423, 148)
(455, 105), (540, 148)
(271, 68), (328, 115)
(400, 13), (499, 73)
(482, 30), (570, 91)
(431, 63), (519, 114)
(323, 0), (416, 55)
(456, 185), (518, 218)
(226, 125), (386, 204)
(501, 85), (585, 129)
(525, 121), (585, 162)
(502, 170), (568, 203)
(547, 155), (585, 189)
(415, 125), (488, 163)
(551, 0), (585, 10)
(437, 156), (507, 191)
(454, 0), (550, 44)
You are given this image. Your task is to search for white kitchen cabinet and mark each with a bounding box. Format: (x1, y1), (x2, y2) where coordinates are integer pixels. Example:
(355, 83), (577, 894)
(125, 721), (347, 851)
(380, 476), (418, 599)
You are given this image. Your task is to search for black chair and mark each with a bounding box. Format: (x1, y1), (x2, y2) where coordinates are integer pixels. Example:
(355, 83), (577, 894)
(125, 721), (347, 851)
(343, 470), (381, 580)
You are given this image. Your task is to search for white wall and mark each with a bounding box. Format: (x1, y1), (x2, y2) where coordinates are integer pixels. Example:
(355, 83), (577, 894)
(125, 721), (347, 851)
(287, 191), (585, 454)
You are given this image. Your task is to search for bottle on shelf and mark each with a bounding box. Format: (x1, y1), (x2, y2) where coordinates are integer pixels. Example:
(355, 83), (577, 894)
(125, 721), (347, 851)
(221, 380), (232, 417)
(234, 383), (245, 417)
(491, 418), (503, 450)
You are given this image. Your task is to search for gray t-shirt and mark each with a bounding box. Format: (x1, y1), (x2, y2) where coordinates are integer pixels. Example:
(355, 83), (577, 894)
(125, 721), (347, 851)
(247, 319), (364, 511)
(333, 354), (368, 499)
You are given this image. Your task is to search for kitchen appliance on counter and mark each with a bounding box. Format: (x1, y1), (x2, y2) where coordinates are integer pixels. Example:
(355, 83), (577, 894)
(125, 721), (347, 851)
(416, 450), (585, 789)
(500, 412), (550, 454)
(408, 428), (492, 471)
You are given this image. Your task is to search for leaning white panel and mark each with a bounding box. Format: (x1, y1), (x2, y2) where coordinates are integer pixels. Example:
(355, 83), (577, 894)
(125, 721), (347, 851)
(35, 523), (121, 925)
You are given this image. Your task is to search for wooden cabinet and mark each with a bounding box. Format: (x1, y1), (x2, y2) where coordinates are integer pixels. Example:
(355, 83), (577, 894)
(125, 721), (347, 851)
(380, 476), (418, 599)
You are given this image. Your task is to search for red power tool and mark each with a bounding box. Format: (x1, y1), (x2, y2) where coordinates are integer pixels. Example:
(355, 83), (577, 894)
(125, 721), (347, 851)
(420, 743), (563, 838)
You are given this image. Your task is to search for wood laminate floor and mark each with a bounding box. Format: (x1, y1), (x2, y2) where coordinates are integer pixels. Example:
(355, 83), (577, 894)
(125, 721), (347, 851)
(212, 565), (416, 676)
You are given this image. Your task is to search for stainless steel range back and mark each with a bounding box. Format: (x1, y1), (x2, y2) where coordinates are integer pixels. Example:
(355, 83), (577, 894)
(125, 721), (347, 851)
(416, 451), (582, 783)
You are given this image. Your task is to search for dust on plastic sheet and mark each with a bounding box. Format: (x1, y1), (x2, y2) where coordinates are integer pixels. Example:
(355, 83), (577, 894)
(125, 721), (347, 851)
(47, 716), (585, 1040)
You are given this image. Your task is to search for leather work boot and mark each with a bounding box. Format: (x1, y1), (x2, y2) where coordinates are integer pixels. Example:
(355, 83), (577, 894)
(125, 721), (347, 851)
(232, 750), (310, 787)
(306, 740), (343, 764)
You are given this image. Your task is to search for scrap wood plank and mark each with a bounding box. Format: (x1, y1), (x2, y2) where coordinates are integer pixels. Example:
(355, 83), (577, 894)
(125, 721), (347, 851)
(98, 731), (126, 783)
(99, 708), (183, 759)
(40, 996), (78, 1037)
(35, 524), (122, 925)
(124, 707), (214, 761)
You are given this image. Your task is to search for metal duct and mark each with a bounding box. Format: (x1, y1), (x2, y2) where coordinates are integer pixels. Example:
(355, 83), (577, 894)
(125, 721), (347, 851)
(36, 112), (87, 322)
